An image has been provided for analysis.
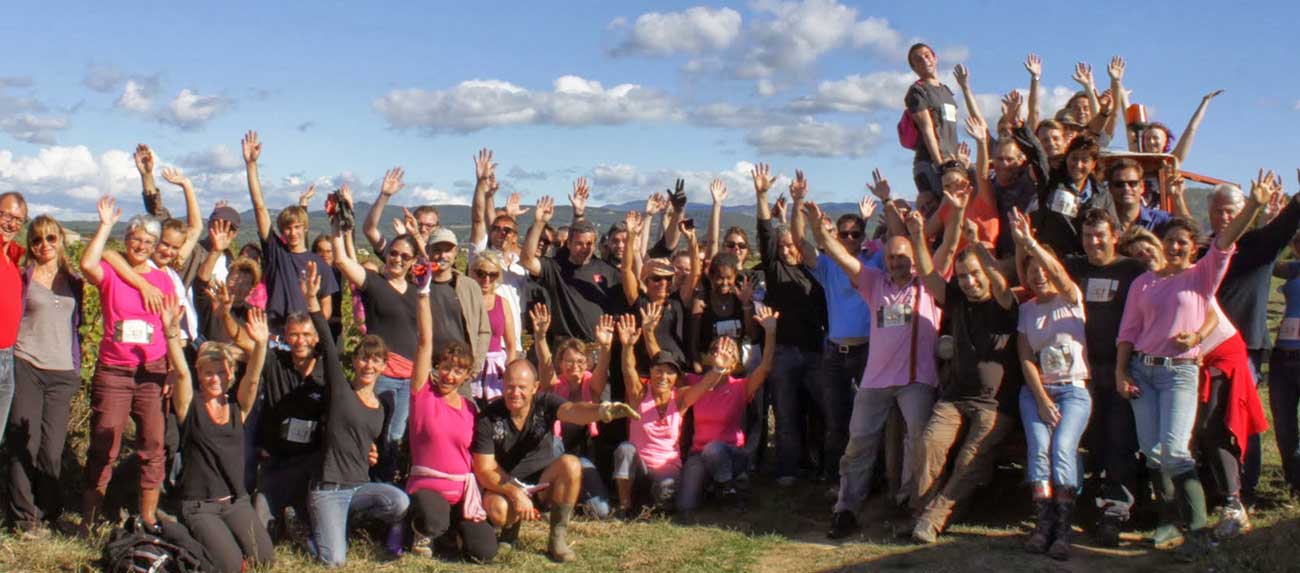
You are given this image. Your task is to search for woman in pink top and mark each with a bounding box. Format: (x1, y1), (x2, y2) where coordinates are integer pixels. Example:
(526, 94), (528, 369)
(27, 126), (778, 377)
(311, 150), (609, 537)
(676, 306), (778, 515)
(469, 250), (518, 404)
(1114, 171), (1267, 561)
(405, 284), (497, 563)
(78, 196), (176, 532)
(611, 314), (726, 518)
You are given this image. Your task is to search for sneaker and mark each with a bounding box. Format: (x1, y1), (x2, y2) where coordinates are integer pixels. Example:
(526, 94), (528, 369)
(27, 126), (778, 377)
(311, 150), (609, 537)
(911, 520), (938, 544)
(410, 530), (433, 558)
(1213, 500), (1252, 540)
(1152, 524), (1185, 549)
(827, 511), (859, 540)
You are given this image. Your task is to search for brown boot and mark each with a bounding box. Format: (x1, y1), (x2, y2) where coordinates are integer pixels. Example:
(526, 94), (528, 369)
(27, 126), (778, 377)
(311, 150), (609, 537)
(1047, 489), (1076, 561)
(1024, 499), (1056, 554)
(548, 504), (577, 562)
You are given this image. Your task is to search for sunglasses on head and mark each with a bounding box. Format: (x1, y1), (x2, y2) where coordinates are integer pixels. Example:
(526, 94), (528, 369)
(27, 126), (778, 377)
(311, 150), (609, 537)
(474, 269), (500, 280)
(31, 233), (59, 246)
(724, 240), (748, 249)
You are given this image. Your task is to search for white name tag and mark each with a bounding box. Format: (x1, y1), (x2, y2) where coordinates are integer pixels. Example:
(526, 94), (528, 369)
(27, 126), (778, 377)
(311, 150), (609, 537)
(281, 418), (318, 444)
(1281, 318), (1300, 341)
(1085, 278), (1118, 303)
(1038, 344), (1074, 378)
(880, 303), (912, 328)
(942, 103), (958, 123)
(114, 319), (154, 345)
(1049, 189), (1080, 218)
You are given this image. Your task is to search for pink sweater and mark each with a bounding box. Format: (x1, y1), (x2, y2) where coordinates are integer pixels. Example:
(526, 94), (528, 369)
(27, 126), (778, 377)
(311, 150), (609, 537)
(1117, 243), (1234, 358)
(629, 388), (683, 477)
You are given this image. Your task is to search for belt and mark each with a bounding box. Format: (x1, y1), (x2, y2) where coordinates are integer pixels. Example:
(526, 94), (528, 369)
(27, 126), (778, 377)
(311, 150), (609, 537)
(1137, 353), (1198, 367)
(312, 482), (354, 492)
(829, 338), (869, 354)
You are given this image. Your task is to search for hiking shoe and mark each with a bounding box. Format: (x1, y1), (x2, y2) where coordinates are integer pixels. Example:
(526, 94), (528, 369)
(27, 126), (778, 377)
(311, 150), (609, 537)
(827, 511), (859, 540)
(911, 520), (939, 544)
(1213, 500), (1252, 540)
(410, 530), (433, 558)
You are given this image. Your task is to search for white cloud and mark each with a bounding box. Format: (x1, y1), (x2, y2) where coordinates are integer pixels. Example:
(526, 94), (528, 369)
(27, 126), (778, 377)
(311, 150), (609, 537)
(611, 6), (742, 56)
(688, 103), (776, 128)
(737, 0), (909, 89)
(409, 185), (469, 206)
(83, 65), (124, 92)
(1038, 85), (1080, 120)
(0, 114), (68, 144)
(850, 16), (906, 58)
(374, 76), (678, 133)
(177, 145), (243, 173)
(745, 117), (882, 158)
(584, 161), (787, 206)
(158, 89), (229, 130)
(115, 78), (155, 113)
(0, 146), (137, 205)
(785, 71), (914, 113)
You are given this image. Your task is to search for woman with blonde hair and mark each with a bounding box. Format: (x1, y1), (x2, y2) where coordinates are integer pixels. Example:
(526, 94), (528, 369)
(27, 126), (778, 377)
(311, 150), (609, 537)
(468, 249), (517, 404)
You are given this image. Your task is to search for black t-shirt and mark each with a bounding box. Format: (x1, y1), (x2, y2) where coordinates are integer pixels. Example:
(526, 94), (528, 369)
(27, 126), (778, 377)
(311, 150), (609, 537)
(695, 290), (746, 360)
(178, 399), (246, 501)
(360, 270), (420, 360)
(1064, 255), (1147, 363)
(259, 360), (327, 459)
(312, 312), (385, 487)
(994, 175), (1039, 257)
(1030, 177), (1116, 259)
(261, 233), (339, 333)
(634, 294), (687, 373)
(471, 392), (567, 480)
(537, 252), (627, 342)
(428, 279), (467, 356)
(1212, 198), (1300, 349)
(904, 81), (959, 165)
(756, 219), (825, 351)
(940, 282), (1019, 408)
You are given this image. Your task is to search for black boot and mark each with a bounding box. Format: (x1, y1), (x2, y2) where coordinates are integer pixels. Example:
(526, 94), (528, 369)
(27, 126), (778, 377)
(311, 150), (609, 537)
(1024, 499), (1056, 554)
(1047, 489), (1076, 561)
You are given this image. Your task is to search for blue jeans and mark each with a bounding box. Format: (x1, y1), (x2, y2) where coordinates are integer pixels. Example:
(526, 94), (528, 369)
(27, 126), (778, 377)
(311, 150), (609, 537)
(769, 345), (820, 479)
(373, 375), (410, 482)
(1019, 384), (1092, 489)
(0, 347), (14, 449)
(308, 482), (409, 567)
(1126, 358), (1200, 477)
(818, 341), (870, 481)
(677, 442), (749, 512)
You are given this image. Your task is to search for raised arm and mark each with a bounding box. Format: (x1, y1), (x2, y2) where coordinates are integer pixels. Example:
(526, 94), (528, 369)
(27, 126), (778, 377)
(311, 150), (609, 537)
(529, 305), (557, 390)
(707, 179), (727, 260)
(330, 229), (367, 288)
(569, 177), (589, 227)
(242, 131), (270, 240)
(237, 308), (270, 422)
(196, 219), (235, 283)
(587, 315), (616, 402)
(1071, 62), (1101, 117)
(622, 211), (645, 306)
(80, 196), (120, 285)
(160, 167), (204, 264)
(867, 169), (907, 238)
(662, 179), (686, 252)
(639, 302), (665, 359)
(519, 196), (555, 277)
(744, 306), (780, 399)
(788, 169), (817, 266)
(134, 144), (170, 219)
(911, 211), (950, 305)
(1171, 90), (1224, 164)
(952, 64), (987, 131)
(804, 201), (862, 279)
(1215, 170), (1272, 250)
(616, 314), (643, 402)
(468, 149), (495, 248)
(966, 222), (1015, 309)
(1011, 208), (1080, 304)
(163, 298), (193, 421)
(1024, 54), (1042, 131)
(752, 163), (775, 222)
(967, 116), (994, 208)
(679, 222), (702, 303)
(365, 167), (406, 252)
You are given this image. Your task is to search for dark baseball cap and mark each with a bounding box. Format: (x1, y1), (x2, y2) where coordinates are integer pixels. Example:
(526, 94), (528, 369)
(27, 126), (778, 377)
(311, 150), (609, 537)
(209, 205), (241, 229)
(650, 351), (682, 372)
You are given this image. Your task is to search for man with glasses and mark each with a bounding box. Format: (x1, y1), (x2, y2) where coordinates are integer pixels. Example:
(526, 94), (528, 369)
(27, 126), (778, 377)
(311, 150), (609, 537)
(425, 227), (491, 394)
(0, 191), (27, 448)
(1106, 158), (1180, 234)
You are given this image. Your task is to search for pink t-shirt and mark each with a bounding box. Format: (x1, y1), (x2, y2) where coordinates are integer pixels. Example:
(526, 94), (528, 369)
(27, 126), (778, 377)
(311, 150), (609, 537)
(1118, 243), (1234, 358)
(552, 372), (597, 437)
(855, 267), (942, 389)
(687, 373), (748, 453)
(629, 387), (683, 477)
(407, 383), (477, 504)
(96, 260), (176, 367)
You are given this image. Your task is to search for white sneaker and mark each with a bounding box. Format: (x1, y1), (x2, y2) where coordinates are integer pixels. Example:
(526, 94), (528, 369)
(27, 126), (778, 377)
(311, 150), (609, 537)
(1213, 501), (1252, 540)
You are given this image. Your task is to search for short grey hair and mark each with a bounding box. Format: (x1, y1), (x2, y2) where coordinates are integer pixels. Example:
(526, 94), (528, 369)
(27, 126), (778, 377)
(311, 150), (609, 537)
(124, 214), (161, 241)
(1209, 184), (1245, 208)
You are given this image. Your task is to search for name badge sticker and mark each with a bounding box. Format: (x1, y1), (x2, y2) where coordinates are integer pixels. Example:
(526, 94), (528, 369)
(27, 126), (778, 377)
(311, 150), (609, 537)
(115, 319), (154, 344)
(1048, 189), (1080, 218)
(1085, 278), (1117, 303)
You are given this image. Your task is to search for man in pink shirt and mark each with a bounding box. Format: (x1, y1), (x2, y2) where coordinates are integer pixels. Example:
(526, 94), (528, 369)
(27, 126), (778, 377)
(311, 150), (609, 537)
(805, 201), (943, 539)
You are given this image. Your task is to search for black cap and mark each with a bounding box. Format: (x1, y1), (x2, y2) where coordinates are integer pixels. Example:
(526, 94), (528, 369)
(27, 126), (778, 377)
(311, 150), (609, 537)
(651, 351), (682, 372)
(209, 205), (241, 229)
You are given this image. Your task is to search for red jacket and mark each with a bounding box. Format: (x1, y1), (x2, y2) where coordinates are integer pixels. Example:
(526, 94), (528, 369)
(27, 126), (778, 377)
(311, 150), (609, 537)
(1199, 333), (1268, 462)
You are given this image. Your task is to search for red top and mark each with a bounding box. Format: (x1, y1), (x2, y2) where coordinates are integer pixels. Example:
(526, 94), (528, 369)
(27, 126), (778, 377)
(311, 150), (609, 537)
(1199, 332), (1268, 462)
(0, 240), (25, 348)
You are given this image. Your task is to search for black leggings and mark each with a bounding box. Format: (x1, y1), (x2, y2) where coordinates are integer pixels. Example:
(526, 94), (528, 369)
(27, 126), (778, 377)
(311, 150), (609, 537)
(4, 359), (79, 525)
(409, 489), (497, 563)
(181, 497), (275, 573)
(1196, 374), (1243, 498)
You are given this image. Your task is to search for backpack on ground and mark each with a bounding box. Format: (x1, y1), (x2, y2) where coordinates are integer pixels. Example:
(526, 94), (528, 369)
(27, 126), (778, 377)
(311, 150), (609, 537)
(101, 516), (216, 573)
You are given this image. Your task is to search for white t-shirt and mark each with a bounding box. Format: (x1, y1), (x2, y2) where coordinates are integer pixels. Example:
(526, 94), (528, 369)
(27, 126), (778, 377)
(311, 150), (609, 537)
(1018, 296), (1089, 385)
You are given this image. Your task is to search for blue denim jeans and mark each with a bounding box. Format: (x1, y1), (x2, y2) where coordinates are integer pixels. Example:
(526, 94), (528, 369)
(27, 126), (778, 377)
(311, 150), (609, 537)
(0, 347), (14, 449)
(307, 482), (409, 567)
(373, 375), (410, 482)
(677, 442), (749, 513)
(818, 341), (870, 481)
(1126, 358), (1200, 477)
(768, 345), (820, 479)
(1019, 384), (1092, 489)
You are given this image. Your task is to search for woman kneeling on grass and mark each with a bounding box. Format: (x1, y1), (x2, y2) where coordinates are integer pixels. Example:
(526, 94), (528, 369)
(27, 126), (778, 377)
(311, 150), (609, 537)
(676, 306), (777, 515)
(404, 284), (497, 563)
(165, 301), (274, 573)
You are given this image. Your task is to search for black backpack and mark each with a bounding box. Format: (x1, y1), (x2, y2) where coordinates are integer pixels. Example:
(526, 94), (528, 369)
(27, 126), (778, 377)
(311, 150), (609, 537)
(101, 517), (216, 573)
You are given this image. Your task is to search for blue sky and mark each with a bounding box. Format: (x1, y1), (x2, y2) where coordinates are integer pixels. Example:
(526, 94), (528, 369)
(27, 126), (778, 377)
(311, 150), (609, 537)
(1, 0), (1297, 220)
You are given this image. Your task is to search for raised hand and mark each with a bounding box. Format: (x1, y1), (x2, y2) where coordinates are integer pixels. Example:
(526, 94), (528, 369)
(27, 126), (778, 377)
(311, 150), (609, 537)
(339, 182), (354, 208)
(474, 148), (495, 183)
(961, 219), (980, 245)
(487, 172), (500, 198)
(801, 201), (825, 230)
(381, 167), (405, 197)
(751, 163), (775, 195)
(680, 218), (698, 242)
(943, 186), (971, 212)
(209, 219), (236, 252)
(505, 192), (529, 219)
(709, 178), (728, 205)
(711, 336), (739, 375)
(160, 294), (183, 331)
(965, 116), (987, 142)
(867, 168), (892, 201)
(755, 304), (779, 332)
(669, 179), (687, 211)
(1250, 169), (1280, 206)
(736, 274), (754, 304)
(391, 217), (408, 236)
(401, 208), (425, 243)
(529, 304), (551, 336)
(241, 130), (261, 164)
(209, 280), (234, 315)
(615, 313), (639, 346)
(788, 169), (808, 202)
(640, 301), (663, 331)
(772, 194), (788, 223)
(905, 210), (925, 237)
(645, 193), (669, 215)
(534, 196), (556, 224)
(1107, 56), (1125, 81)
(1265, 181), (1287, 222)
(1009, 207), (1034, 246)
(1002, 90), (1024, 124)
(297, 183), (317, 207)
(624, 210), (644, 236)
(160, 167), (189, 187)
(953, 63), (970, 87)
(244, 307), (269, 344)
(594, 315), (616, 348)
(1071, 62), (1095, 88)
(1024, 54), (1042, 80)
(955, 142), (971, 167)
(300, 260), (321, 301)
(858, 195), (878, 220)
(97, 196), (121, 227)
(569, 177), (590, 215)
(134, 144), (155, 175)
(1202, 89), (1225, 103)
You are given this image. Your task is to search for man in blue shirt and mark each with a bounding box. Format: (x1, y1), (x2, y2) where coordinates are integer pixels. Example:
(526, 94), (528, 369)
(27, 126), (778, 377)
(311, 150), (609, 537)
(1106, 158), (1183, 235)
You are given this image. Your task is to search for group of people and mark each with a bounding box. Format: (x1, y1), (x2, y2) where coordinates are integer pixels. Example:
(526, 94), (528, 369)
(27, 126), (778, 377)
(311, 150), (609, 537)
(1, 42), (1298, 569)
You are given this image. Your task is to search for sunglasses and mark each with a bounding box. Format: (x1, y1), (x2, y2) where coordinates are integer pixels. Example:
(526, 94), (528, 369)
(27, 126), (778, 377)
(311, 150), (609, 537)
(474, 269), (500, 280)
(491, 226), (517, 235)
(648, 275), (672, 283)
(1111, 179), (1142, 188)
(724, 241), (748, 249)
(31, 233), (59, 246)
(387, 251), (414, 262)
(837, 230), (863, 240)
